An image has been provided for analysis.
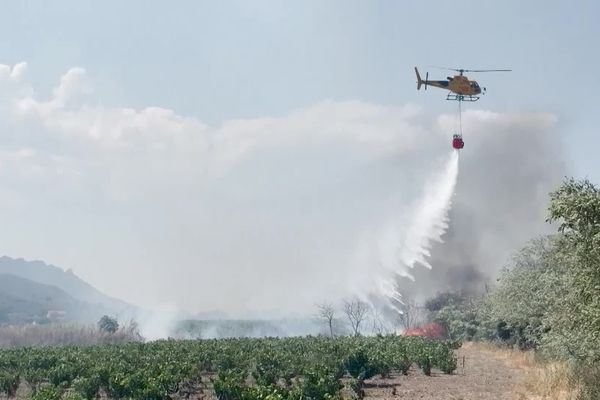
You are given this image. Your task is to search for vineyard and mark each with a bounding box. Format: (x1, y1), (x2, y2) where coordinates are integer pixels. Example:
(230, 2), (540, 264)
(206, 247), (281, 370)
(0, 335), (457, 399)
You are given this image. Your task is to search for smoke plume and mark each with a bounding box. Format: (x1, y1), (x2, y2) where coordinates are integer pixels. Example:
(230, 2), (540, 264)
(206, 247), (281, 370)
(0, 64), (567, 320)
(395, 111), (565, 300)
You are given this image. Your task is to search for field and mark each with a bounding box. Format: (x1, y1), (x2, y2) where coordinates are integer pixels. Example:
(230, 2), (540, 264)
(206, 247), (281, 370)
(362, 342), (526, 400)
(0, 335), (458, 400)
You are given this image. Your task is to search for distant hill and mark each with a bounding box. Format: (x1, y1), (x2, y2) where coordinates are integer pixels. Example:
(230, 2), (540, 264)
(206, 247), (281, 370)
(0, 256), (137, 324)
(0, 273), (114, 323)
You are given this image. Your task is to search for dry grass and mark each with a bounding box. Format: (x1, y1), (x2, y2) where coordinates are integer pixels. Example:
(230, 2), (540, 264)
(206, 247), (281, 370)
(517, 361), (580, 400)
(462, 342), (580, 400)
(0, 322), (143, 347)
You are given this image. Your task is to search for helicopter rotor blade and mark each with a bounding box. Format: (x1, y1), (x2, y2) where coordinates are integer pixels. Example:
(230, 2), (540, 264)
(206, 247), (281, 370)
(427, 65), (461, 72)
(463, 69), (512, 72)
(426, 66), (511, 73)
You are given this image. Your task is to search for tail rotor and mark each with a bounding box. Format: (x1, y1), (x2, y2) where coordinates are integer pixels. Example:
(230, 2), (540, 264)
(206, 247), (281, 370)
(415, 67), (428, 90)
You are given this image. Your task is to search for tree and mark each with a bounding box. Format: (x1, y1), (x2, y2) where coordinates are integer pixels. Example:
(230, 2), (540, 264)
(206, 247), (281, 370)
(546, 178), (600, 363)
(425, 291), (481, 341)
(122, 319), (144, 341)
(316, 303), (336, 337)
(397, 296), (423, 331)
(479, 236), (571, 347)
(97, 315), (119, 334)
(370, 307), (395, 335)
(343, 297), (370, 336)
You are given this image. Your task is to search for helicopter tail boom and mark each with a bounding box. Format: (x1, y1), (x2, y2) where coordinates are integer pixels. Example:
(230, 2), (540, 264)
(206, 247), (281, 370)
(415, 67), (423, 90)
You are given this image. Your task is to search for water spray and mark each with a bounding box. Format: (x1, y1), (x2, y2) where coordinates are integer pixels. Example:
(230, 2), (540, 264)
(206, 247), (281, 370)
(377, 151), (460, 312)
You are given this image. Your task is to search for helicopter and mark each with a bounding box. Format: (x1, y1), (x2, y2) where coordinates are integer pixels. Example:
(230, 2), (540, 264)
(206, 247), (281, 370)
(414, 66), (511, 102)
(414, 66), (511, 150)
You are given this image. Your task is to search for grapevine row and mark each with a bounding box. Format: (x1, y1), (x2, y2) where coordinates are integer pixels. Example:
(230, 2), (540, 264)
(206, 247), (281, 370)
(0, 335), (457, 399)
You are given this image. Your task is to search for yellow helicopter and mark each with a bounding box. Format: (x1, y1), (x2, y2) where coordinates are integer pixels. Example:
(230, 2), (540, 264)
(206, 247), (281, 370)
(415, 66), (511, 102)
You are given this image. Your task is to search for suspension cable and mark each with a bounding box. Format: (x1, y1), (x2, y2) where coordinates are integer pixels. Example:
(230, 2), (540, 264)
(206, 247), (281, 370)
(458, 99), (463, 135)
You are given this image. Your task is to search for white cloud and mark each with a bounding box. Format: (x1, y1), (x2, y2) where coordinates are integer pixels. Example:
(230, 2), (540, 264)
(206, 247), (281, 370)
(0, 63), (566, 316)
(0, 62), (32, 103)
(5, 64), (432, 202)
(13, 69), (205, 150)
(0, 62), (27, 82)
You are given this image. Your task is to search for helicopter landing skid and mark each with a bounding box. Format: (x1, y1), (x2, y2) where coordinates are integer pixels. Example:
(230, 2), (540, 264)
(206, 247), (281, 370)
(446, 94), (480, 102)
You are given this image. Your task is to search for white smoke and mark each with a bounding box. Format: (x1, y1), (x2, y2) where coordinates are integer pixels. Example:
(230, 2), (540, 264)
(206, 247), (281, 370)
(0, 63), (563, 319)
(135, 305), (187, 340)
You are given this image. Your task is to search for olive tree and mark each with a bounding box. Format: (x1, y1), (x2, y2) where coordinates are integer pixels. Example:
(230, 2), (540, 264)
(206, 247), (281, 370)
(97, 315), (119, 334)
(480, 236), (571, 347)
(545, 178), (600, 363)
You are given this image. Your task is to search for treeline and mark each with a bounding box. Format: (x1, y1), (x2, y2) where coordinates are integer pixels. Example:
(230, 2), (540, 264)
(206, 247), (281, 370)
(0, 317), (142, 348)
(425, 178), (600, 399)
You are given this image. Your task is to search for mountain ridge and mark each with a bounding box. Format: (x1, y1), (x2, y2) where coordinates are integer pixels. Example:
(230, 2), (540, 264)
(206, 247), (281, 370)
(0, 273), (115, 323)
(0, 256), (137, 323)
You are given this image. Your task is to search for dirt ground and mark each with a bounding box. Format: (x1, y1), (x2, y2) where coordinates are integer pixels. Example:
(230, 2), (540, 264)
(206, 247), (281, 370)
(363, 342), (532, 400)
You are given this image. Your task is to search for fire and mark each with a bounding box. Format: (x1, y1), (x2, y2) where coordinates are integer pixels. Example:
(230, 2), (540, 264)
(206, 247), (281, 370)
(401, 323), (446, 339)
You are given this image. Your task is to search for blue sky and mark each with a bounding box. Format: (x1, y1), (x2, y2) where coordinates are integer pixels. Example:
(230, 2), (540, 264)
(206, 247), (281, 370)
(1, 1), (598, 179)
(0, 1), (597, 312)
